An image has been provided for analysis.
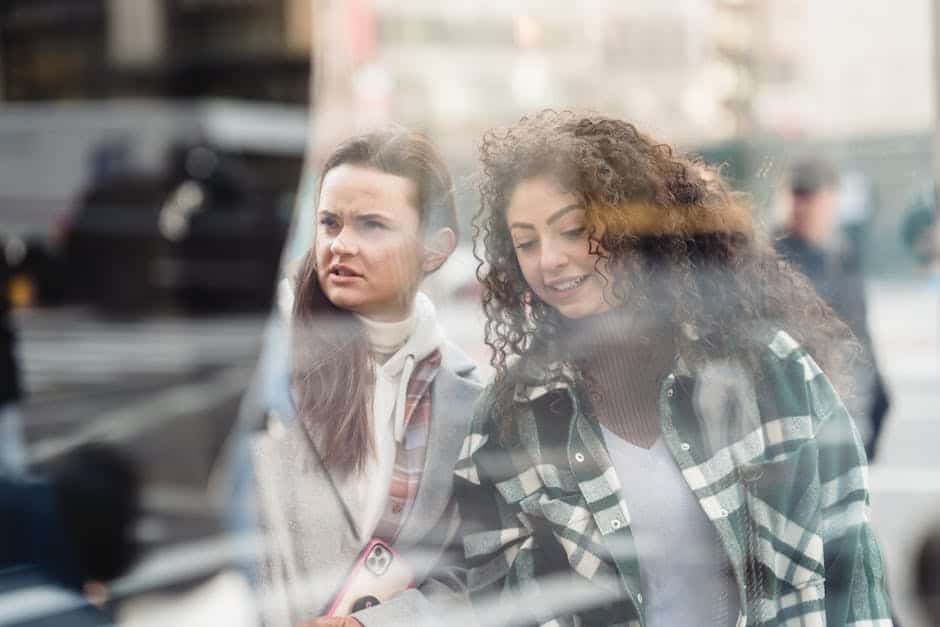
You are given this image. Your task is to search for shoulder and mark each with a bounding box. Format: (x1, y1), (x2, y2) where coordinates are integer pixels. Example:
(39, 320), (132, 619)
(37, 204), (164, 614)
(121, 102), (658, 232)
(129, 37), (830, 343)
(745, 326), (842, 434)
(439, 340), (483, 386)
(459, 366), (534, 458)
(692, 324), (826, 407)
(716, 324), (823, 392)
(454, 383), (503, 486)
(757, 327), (823, 383)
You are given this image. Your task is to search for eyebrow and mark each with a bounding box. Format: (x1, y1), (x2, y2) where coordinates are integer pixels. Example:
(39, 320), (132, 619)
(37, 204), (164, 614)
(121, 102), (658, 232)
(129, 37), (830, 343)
(509, 204), (582, 230)
(318, 209), (392, 222)
(355, 213), (390, 222)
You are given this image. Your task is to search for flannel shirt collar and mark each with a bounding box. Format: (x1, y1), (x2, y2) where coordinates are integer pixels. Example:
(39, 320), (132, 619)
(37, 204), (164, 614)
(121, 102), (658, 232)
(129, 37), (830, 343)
(509, 317), (782, 403)
(512, 344), (693, 404)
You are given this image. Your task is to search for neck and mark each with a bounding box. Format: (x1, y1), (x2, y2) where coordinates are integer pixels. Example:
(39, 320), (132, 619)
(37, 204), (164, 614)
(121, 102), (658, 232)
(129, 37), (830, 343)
(564, 307), (676, 448)
(562, 306), (669, 357)
(356, 305), (418, 359)
(360, 296), (416, 323)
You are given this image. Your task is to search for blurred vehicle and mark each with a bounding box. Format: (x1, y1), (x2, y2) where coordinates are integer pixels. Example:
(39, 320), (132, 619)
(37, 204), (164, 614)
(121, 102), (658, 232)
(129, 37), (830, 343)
(64, 143), (301, 313)
(0, 100), (306, 311)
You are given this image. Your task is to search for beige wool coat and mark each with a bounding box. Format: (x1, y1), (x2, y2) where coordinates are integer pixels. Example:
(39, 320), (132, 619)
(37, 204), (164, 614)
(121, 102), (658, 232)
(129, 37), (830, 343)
(252, 342), (481, 627)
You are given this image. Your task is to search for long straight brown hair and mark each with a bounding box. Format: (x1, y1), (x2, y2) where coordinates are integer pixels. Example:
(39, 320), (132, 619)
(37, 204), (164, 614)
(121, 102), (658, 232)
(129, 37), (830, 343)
(291, 128), (458, 472)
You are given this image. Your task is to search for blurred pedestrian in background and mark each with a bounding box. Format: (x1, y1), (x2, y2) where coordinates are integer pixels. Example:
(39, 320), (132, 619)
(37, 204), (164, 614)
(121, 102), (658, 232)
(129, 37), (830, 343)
(775, 157), (891, 460)
(0, 235), (27, 477)
(251, 128), (480, 627)
(0, 442), (141, 626)
(907, 193), (940, 627)
(456, 111), (892, 626)
(918, 527), (940, 626)
(902, 189), (940, 281)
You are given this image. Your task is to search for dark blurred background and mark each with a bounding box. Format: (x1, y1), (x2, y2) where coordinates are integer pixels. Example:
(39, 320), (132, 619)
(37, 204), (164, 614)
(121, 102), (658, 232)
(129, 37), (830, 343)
(1, 0), (311, 314)
(0, 3), (316, 619)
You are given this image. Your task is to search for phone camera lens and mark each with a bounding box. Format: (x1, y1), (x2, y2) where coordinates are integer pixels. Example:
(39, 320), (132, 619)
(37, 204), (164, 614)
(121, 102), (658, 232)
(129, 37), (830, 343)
(352, 595), (381, 612)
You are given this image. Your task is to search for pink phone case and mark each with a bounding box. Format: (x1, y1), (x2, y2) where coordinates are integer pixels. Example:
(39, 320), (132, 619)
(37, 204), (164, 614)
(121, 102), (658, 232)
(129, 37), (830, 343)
(325, 539), (416, 617)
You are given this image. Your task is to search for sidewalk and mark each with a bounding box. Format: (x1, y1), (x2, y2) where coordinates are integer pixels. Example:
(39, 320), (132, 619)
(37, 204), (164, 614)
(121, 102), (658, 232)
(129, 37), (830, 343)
(867, 279), (940, 627)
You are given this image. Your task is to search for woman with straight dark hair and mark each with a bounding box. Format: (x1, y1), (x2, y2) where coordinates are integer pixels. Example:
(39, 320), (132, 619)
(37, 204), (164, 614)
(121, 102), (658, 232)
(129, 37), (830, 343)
(455, 111), (892, 626)
(252, 128), (481, 627)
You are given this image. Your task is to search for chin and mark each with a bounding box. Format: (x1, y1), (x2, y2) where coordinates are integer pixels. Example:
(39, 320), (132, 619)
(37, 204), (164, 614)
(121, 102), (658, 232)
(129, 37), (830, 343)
(556, 300), (611, 320)
(322, 287), (362, 312)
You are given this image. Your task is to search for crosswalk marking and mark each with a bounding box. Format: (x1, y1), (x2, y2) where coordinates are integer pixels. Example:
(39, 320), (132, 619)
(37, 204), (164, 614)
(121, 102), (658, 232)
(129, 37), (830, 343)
(29, 364), (252, 463)
(14, 311), (266, 396)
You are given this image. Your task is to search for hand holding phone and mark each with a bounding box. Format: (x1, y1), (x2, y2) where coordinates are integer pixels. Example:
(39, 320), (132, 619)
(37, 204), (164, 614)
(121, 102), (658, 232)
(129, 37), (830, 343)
(325, 539), (415, 617)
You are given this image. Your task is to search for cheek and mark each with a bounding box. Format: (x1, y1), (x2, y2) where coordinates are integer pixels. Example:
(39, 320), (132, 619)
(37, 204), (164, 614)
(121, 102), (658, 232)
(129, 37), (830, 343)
(315, 238), (330, 262)
(378, 241), (422, 279)
(515, 255), (540, 290)
(570, 241), (596, 267)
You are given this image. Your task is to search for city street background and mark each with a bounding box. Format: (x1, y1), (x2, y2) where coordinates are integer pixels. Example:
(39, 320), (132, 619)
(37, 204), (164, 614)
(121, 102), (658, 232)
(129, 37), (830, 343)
(3, 0), (940, 624)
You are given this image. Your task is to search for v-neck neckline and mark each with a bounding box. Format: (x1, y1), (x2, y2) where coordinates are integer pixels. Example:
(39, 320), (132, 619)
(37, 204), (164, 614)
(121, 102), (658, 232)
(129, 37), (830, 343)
(599, 423), (664, 454)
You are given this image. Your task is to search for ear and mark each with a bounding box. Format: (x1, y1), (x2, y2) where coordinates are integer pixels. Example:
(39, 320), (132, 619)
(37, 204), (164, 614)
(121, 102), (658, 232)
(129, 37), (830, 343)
(422, 227), (457, 274)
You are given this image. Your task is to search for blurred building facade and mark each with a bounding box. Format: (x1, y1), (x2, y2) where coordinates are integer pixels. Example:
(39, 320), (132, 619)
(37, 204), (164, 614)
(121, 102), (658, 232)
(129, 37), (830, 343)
(710, 0), (806, 136)
(753, 0), (932, 139)
(6, 0), (928, 140)
(0, 0), (312, 103)
(2, 0), (932, 278)
(332, 0), (821, 157)
(368, 0), (718, 149)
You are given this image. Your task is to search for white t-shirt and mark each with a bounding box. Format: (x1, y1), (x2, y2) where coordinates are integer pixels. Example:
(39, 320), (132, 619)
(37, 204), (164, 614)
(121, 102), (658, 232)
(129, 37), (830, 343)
(601, 425), (739, 627)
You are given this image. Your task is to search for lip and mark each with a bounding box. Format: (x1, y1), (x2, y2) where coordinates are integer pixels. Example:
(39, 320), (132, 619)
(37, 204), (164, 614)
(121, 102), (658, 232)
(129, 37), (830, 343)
(326, 264), (364, 285)
(544, 274), (589, 299)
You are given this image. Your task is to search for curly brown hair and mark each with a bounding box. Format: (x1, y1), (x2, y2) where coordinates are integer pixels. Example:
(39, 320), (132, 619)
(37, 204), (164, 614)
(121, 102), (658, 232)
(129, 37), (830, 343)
(475, 110), (860, 426)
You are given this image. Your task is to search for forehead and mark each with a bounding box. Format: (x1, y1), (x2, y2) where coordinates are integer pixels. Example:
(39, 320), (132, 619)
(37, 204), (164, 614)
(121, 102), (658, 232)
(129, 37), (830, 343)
(319, 164), (417, 216)
(506, 177), (581, 224)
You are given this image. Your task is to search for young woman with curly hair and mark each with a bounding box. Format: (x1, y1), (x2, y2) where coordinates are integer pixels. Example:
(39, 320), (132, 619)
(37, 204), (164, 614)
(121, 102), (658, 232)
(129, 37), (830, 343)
(251, 128), (481, 627)
(454, 111), (892, 626)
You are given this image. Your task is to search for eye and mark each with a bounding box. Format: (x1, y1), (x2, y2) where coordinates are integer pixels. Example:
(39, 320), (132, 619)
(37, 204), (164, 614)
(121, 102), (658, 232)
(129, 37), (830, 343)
(362, 219), (386, 231)
(514, 240), (536, 251)
(562, 226), (587, 239)
(318, 215), (339, 231)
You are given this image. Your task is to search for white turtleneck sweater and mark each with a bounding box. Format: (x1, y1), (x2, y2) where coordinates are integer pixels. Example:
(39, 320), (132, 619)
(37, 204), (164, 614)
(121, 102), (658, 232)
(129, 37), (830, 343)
(352, 293), (444, 538)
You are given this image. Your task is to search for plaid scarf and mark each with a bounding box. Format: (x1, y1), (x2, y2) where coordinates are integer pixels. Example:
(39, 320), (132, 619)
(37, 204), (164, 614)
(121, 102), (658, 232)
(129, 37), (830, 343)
(373, 348), (442, 543)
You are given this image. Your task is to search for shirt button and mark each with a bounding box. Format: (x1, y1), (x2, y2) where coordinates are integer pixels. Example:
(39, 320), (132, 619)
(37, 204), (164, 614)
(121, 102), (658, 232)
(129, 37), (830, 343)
(611, 519), (622, 530)
(719, 508), (729, 518)
(636, 593), (644, 604)
(392, 503), (403, 514)
(680, 442), (691, 452)
(666, 388), (675, 398)
(574, 452), (585, 463)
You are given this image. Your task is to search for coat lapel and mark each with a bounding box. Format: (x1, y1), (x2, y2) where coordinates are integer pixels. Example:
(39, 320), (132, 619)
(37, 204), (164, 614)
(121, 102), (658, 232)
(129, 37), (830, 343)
(303, 425), (368, 543)
(394, 364), (480, 548)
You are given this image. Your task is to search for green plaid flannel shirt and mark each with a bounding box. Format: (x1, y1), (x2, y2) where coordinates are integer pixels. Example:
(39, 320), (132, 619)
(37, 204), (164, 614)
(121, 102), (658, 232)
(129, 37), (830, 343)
(454, 328), (892, 627)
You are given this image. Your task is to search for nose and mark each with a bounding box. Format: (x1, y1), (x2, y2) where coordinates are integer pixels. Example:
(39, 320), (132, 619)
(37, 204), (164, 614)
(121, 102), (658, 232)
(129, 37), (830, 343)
(539, 238), (569, 273)
(329, 228), (356, 255)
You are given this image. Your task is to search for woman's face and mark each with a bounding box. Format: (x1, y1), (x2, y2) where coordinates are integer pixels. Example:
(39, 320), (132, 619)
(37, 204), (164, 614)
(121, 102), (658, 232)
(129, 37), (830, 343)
(315, 164), (425, 321)
(506, 177), (616, 319)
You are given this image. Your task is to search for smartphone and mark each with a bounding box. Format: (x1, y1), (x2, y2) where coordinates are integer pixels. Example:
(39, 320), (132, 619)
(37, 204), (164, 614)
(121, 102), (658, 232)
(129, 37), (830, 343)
(325, 539), (415, 616)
